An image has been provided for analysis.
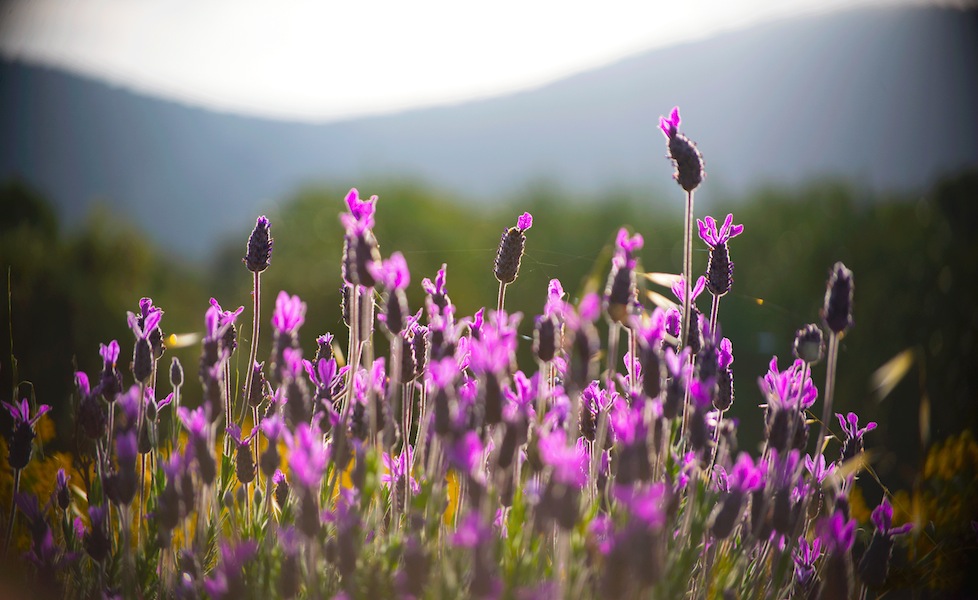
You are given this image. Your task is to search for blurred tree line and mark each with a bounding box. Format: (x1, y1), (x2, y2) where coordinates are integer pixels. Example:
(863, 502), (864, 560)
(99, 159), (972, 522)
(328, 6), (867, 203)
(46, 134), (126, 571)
(2, 170), (976, 495)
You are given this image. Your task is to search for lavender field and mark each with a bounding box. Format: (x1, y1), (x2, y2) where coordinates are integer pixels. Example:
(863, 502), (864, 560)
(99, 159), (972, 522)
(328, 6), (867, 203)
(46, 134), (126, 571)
(1, 107), (976, 599)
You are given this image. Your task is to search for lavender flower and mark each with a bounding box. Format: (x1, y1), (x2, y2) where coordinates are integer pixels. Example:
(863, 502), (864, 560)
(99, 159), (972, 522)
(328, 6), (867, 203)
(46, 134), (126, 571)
(493, 212), (533, 285)
(604, 228), (643, 323)
(203, 540), (259, 600)
(836, 411), (877, 463)
(340, 188), (381, 287)
(792, 323), (825, 365)
(55, 469), (70, 511)
(696, 214), (743, 297)
(226, 423), (258, 485)
(2, 398), (52, 470)
(659, 106), (704, 192)
(822, 261), (854, 334)
(97, 339), (123, 401)
(793, 537), (822, 592)
(244, 215), (273, 273)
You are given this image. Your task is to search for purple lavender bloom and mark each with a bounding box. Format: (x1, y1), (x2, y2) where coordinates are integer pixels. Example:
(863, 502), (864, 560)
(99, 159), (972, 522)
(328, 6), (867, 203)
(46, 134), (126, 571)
(671, 275), (706, 306)
(726, 453), (765, 494)
(82, 505), (111, 562)
(448, 431), (484, 476)
(804, 453), (836, 488)
(716, 337), (733, 370)
(272, 291), (306, 335)
(177, 405), (209, 440)
(836, 411), (877, 463)
(452, 513), (492, 549)
(3, 398), (52, 470)
(502, 370), (538, 422)
(339, 188), (377, 234)
(244, 215), (273, 273)
(381, 446), (420, 498)
(612, 482), (668, 529)
(659, 106), (681, 138)
(203, 540), (259, 600)
(760, 356), (818, 411)
(696, 214), (744, 249)
(517, 212), (533, 231)
(793, 537), (823, 590)
(286, 422), (328, 489)
(816, 510), (857, 554)
(544, 278), (567, 318)
(537, 428), (588, 488)
(55, 468), (70, 510)
(208, 298), (245, 330)
(871, 497), (913, 537)
(469, 310), (521, 377)
(369, 251), (411, 291)
(99, 339), (120, 367)
(614, 228), (643, 268)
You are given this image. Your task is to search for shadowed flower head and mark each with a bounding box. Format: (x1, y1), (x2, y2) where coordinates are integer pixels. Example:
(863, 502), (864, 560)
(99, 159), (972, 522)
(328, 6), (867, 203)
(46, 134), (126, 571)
(3, 398), (52, 470)
(537, 428), (588, 488)
(494, 212), (533, 285)
(452, 513), (492, 549)
(244, 215), (273, 273)
(613, 482), (669, 528)
(822, 261), (854, 334)
(203, 540), (259, 600)
(659, 106), (704, 192)
(370, 251), (411, 291)
(99, 340), (120, 368)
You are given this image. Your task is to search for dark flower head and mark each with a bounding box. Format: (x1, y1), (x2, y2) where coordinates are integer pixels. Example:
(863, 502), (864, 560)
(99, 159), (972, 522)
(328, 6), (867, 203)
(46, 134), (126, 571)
(793, 537), (823, 590)
(203, 540), (259, 600)
(837, 411), (877, 463)
(55, 468), (71, 510)
(822, 261), (854, 334)
(244, 215), (273, 273)
(3, 398), (52, 470)
(494, 212), (533, 284)
(285, 422), (328, 489)
(792, 323), (825, 364)
(660, 106), (705, 192)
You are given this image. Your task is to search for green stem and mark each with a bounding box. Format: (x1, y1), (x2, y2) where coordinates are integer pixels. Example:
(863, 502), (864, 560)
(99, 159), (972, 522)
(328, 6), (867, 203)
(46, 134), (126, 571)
(817, 332), (840, 457)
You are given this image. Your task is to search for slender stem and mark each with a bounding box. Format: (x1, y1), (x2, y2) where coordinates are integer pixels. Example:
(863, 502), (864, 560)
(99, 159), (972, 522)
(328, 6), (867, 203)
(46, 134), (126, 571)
(681, 190), (695, 349)
(817, 333), (840, 458)
(3, 468), (21, 557)
(242, 271), (262, 466)
(497, 282), (507, 314)
(709, 294), (721, 343)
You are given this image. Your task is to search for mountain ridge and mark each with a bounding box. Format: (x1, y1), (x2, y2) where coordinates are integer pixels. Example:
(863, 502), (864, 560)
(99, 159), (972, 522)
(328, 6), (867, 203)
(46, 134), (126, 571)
(2, 5), (976, 257)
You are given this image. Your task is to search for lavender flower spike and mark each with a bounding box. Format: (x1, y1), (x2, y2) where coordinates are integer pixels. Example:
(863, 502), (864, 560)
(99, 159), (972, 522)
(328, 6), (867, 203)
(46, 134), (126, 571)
(696, 214), (744, 249)
(272, 291), (306, 335)
(3, 398), (52, 470)
(244, 215), (273, 273)
(659, 106), (704, 192)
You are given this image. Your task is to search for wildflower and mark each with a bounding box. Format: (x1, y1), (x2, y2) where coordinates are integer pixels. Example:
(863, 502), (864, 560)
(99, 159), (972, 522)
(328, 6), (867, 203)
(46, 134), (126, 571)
(382, 446), (420, 511)
(340, 188), (381, 287)
(54, 468), (70, 511)
(370, 251), (411, 335)
(822, 262), (854, 334)
(82, 505), (111, 562)
(859, 497), (914, 588)
(714, 337), (735, 411)
(3, 398), (52, 470)
(671, 276), (706, 352)
(272, 469), (290, 509)
(75, 371), (106, 440)
(837, 411), (877, 463)
(203, 540), (259, 600)
(662, 346), (692, 420)
(659, 106), (704, 192)
(697, 214), (743, 297)
(793, 537), (822, 592)
(178, 405), (217, 485)
(604, 228), (643, 323)
(272, 291), (306, 336)
(493, 212), (533, 285)
(709, 453), (763, 539)
(243, 215), (273, 273)
(97, 339), (123, 401)
(226, 423), (259, 485)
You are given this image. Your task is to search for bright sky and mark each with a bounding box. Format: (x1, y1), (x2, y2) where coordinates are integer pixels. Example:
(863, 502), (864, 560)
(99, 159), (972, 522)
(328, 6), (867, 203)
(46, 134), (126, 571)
(0, 0), (919, 123)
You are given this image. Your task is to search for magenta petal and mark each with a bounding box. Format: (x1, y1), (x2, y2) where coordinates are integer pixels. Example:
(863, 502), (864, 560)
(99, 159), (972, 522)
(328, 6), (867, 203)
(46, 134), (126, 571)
(669, 106), (681, 128)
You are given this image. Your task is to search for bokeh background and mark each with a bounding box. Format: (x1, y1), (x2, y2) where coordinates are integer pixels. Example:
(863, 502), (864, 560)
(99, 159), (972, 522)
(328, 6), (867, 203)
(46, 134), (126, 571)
(1, 0), (977, 583)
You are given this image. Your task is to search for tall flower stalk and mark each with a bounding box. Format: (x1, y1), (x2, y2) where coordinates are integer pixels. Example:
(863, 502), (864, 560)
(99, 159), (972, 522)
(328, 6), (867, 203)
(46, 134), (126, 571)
(2, 398), (51, 556)
(660, 106), (704, 350)
(817, 262), (854, 458)
(242, 215), (272, 483)
(493, 212), (533, 312)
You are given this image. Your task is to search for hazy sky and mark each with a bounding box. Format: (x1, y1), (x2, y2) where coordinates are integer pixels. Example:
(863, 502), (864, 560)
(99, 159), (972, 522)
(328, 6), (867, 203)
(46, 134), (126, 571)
(0, 0), (923, 122)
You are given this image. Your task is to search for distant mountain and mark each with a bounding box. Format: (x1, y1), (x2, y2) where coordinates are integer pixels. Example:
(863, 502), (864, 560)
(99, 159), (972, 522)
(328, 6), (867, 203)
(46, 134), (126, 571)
(2, 5), (976, 257)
